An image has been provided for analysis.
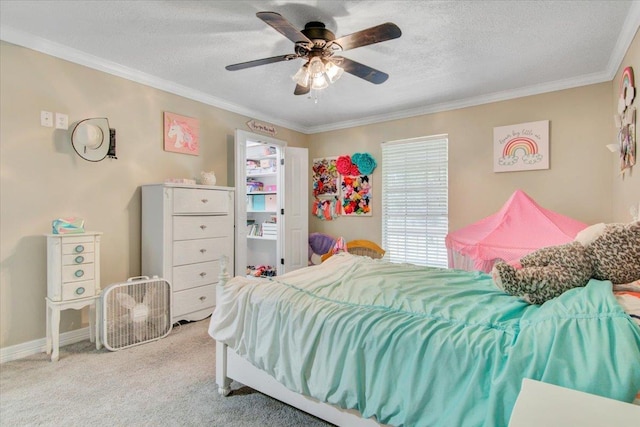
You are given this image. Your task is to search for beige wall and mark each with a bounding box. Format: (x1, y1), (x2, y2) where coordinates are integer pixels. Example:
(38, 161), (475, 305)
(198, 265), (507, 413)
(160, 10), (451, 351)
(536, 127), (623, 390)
(308, 83), (613, 243)
(308, 29), (640, 242)
(0, 41), (307, 348)
(612, 29), (640, 222)
(2, 29), (638, 351)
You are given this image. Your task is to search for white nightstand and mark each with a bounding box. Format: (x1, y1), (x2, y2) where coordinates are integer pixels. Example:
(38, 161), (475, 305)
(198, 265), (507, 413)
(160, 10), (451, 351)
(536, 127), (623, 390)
(45, 232), (102, 361)
(509, 378), (640, 426)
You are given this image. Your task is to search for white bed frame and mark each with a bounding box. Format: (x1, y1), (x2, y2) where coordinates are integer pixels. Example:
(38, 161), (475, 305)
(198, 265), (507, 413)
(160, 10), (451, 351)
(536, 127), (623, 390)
(213, 258), (640, 426)
(214, 258), (383, 427)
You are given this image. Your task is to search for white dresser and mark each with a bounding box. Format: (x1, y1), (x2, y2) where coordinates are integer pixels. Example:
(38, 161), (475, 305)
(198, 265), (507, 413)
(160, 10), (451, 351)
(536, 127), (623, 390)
(141, 184), (234, 323)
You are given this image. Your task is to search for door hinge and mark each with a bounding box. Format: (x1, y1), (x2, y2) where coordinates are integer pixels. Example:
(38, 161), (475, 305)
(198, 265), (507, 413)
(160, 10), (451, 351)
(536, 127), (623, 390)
(281, 208), (284, 215)
(281, 258), (284, 265)
(280, 158), (284, 165)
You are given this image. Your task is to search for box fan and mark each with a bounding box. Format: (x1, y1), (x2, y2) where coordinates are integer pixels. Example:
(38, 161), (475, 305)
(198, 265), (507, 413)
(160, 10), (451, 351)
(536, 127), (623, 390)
(101, 276), (172, 351)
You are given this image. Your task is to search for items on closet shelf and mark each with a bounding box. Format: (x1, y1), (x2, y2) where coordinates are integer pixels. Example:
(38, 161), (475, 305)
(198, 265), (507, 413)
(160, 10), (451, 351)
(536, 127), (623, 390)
(247, 265), (277, 278)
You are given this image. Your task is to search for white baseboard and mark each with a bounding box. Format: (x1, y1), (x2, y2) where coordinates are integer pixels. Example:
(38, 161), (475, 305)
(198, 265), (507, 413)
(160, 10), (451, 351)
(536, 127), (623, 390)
(0, 327), (90, 364)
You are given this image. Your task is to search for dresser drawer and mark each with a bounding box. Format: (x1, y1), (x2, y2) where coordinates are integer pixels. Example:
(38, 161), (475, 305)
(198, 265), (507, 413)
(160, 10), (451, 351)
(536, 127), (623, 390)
(61, 279), (96, 300)
(173, 216), (232, 241)
(173, 284), (216, 318)
(62, 263), (95, 283)
(62, 252), (95, 266)
(172, 261), (219, 291)
(173, 188), (230, 214)
(173, 237), (230, 266)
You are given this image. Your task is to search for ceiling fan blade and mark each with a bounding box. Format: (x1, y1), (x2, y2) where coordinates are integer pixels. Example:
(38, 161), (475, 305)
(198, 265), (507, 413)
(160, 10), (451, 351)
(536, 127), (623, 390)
(333, 56), (389, 84)
(294, 84), (310, 95)
(226, 54), (298, 71)
(257, 12), (313, 45)
(333, 22), (401, 51)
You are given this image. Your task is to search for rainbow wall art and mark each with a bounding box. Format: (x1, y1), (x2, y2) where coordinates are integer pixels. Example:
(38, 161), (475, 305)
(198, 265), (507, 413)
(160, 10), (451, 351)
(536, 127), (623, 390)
(493, 120), (549, 172)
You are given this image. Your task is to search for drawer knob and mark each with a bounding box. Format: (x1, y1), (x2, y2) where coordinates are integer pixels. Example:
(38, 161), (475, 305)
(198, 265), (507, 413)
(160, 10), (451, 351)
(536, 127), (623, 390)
(201, 199), (209, 203)
(74, 255), (85, 264)
(199, 272), (207, 277)
(199, 296), (206, 301)
(74, 269), (85, 278)
(74, 245), (85, 253)
(75, 287), (85, 295)
(200, 225), (207, 230)
(200, 249), (207, 253)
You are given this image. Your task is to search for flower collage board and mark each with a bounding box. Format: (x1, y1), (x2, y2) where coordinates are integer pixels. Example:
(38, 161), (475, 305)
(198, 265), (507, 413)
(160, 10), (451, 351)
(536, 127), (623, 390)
(312, 153), (377, 220)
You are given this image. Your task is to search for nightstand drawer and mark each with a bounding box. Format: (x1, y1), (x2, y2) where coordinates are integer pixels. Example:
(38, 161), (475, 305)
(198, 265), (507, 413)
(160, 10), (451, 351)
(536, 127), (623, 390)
(62, 241), (95, 255)
(61, 279), (96, 300)
(62, 263), (95, 283)
(173, 237), (229, 266)
(173, 188), (229, 214)
(173, 216), (231, 240)
(172, 284), (215, 317)
(172, 261), (219, 291)
(62, 252), (95, 265)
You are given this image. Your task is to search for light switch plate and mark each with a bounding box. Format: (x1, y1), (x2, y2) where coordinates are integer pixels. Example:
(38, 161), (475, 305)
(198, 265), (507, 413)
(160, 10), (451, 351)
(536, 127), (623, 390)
(40, 110), (53, 127)
(55, 113), (68, 130)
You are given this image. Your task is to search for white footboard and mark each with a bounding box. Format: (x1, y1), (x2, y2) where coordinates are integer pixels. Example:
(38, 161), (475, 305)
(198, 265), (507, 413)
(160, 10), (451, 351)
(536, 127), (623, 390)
(220, 344), (383, 427)
(214, 256), (383, 427)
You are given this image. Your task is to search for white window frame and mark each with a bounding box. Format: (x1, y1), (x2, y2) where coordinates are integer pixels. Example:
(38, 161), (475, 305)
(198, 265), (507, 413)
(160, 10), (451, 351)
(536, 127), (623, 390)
(381, 135), (449, 268)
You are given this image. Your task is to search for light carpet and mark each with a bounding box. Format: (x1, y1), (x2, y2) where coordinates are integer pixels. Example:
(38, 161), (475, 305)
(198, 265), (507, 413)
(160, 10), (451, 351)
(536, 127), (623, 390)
(0, 319), (331, 426)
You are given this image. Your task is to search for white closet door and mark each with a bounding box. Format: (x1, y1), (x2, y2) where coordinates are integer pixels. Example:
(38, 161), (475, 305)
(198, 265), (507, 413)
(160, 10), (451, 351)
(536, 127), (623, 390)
(234, 130), (248, 277)
(282, 146), (308, 273)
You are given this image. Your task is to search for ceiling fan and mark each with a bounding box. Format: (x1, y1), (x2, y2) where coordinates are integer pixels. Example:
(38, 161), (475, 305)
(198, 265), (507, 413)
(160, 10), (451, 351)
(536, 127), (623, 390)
(225, 12), (401, 95)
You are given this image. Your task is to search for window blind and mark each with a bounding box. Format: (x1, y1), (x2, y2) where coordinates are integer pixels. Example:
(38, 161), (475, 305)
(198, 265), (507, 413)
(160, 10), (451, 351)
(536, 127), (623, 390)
(381, 136), (448, 268)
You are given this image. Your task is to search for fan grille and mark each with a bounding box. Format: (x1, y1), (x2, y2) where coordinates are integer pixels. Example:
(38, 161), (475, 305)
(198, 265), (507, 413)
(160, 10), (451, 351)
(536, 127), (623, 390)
(102, 277), (172, 351)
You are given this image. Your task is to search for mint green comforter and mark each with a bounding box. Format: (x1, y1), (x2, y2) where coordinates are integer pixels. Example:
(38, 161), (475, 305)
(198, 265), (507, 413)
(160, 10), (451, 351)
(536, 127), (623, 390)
(209, 253), (640, 426)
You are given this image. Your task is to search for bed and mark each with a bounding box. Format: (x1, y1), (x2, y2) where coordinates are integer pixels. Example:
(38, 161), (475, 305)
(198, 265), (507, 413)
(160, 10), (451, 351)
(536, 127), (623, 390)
(209, 252), (640, 426)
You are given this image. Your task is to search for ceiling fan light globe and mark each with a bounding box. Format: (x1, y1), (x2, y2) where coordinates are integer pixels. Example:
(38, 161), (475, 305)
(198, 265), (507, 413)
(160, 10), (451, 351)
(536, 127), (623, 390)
(311, 74), (329, 90)
(292, 66), (310, 87)
(308, 57), (325, 77)
(325, 62), (344, 83)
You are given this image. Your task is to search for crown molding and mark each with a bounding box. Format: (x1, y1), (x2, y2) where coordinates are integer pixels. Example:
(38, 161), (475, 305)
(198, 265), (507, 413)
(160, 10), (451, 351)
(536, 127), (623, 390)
(0, 26), (308, 134)
(304, 70), (613, 134)
(2, 4), (639, 136)
(605, 0), (640, 79)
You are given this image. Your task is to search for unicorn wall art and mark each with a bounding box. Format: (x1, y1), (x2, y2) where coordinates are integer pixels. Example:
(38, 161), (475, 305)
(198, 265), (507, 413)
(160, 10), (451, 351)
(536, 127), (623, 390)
(163, 112), (199, 155)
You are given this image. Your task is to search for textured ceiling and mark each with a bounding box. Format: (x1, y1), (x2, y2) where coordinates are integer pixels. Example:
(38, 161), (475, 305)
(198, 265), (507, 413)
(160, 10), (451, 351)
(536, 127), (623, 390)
(1, 1), (639, 133)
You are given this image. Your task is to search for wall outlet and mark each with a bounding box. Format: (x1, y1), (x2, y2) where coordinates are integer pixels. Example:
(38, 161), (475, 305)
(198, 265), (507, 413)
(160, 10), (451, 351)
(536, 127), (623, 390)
(40, 110), (53, 127)
(55, 113), (69, 130)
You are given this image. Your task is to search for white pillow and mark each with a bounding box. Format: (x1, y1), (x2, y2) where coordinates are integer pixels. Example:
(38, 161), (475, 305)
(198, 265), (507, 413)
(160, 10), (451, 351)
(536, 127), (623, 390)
(573, 223), (606, 246)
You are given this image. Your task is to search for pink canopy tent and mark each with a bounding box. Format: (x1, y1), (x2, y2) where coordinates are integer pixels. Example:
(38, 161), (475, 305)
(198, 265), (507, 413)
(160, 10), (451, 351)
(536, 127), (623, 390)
(446, 190), (588, 273)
